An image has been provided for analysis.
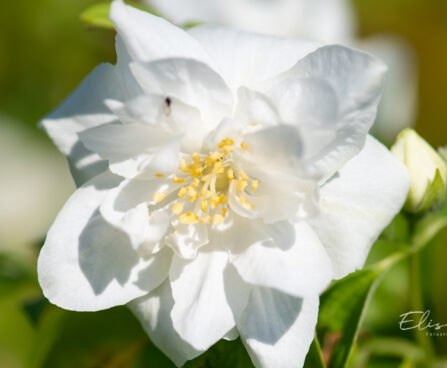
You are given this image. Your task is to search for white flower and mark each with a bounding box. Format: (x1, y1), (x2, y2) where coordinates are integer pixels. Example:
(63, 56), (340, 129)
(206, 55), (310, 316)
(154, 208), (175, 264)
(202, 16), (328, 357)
(38, 2), (410, 367)
(392, 129), (447, 213)
(144, 0), (418, 144)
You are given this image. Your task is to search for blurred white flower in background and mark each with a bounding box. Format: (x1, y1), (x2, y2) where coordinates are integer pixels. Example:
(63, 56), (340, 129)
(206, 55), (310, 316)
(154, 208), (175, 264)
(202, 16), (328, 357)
(37, 2), (409, 367)
(0, 114), (74, 257)
(144, 0), (418, 144)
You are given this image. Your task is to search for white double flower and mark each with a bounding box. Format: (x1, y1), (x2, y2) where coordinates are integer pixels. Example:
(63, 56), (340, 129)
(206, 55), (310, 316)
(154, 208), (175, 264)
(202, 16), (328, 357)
(38, 1), (409, 367)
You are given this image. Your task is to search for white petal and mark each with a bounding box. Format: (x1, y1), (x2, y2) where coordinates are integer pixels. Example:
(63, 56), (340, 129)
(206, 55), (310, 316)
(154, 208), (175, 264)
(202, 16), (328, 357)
(210, 215), (295, 256)
(165, 222), (209, 259)
(130, 58), (233, 126)
(80, 122), (181, 178)
(238, 288), (319, 368)
(80, 122), (172, 161)
(145, 0), (219, 25)
(242, 125), (303, 175)
(231, 221), (332, 298)
(235, 87), (281, 127)
(100, 178), (172, 250)
(37, 172), (170, 311)
(307, 135), (410, 279)
(129, 280), (204, 367)
(188, 25), (321, 90)
(271, 45), (387, 179)
(110, 0), (213, 65)
(169, 250), (250, 350)
(363, 37), (418, 144)
(223, 326), (240, 341)
(40, 64), (122, 186)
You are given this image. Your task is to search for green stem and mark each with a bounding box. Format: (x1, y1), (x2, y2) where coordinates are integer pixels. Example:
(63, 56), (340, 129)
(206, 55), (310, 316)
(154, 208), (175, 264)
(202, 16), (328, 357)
(409, 252), (436, 365)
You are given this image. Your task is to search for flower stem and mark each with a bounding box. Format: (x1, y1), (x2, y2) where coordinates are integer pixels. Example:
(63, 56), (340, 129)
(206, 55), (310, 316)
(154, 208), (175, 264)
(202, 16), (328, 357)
(409, 251), (436, 365)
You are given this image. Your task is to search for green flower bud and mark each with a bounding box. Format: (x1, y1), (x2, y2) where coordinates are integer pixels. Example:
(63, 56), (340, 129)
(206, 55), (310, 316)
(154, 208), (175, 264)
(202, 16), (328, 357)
(391, 129), (447, 213)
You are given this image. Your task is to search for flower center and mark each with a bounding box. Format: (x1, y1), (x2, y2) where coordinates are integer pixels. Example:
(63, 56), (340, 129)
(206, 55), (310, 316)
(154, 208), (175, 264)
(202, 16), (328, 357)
(152, 138), (259, 225)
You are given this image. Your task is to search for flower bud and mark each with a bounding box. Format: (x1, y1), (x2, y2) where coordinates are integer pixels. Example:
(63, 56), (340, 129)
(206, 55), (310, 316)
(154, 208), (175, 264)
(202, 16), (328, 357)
(391, 129), (447, 213)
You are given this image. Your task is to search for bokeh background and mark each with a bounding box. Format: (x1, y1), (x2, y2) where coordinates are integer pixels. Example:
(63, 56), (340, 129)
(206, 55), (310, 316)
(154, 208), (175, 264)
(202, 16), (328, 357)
(0, 0), (446, 367)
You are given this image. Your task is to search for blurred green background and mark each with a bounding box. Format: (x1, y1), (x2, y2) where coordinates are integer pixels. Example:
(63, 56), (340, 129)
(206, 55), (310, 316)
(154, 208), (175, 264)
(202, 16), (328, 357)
(0, 0), (446, 367)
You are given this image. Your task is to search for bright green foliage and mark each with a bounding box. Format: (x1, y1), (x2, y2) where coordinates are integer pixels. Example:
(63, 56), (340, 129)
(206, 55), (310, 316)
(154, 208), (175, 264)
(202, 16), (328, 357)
(80, 1), (158, 30)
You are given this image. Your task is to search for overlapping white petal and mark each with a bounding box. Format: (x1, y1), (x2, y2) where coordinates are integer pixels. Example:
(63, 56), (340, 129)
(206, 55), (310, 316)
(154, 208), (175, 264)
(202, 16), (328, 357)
(231, 222), (332, 298)
(269, 45), (387, 179)
(130, 58), (233, 125)
(129, 281), (204, 367)
(188, 26), (321, 90)
(40, 64), (127, 186)
(110, 0), (212, 65)
(38, 172), (172, 311)
(170, 250), (250, 350)
(238, 288), (319, 368)
(308, 136), (410, 278)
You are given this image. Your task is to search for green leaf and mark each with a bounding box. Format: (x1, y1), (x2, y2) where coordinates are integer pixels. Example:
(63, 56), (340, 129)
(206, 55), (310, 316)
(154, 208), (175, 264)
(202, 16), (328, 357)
(304, 336), (326, 368)
(184, 338), (254, 368)
(318, 251), (408, 368)
(29, 305), (153, 368)
(319, 268), (381, 367)
(418, 169), (446, 213)
(411, 201), (447, 252)
(80, 1), (158, 30)
(0, 252), (35, 299)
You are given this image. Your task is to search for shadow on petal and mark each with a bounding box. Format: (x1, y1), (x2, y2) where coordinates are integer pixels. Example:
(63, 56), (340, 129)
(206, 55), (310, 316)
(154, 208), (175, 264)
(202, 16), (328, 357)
(239, 287), (302, 345)
(68, 140), (109, 187)
(78, 209), (140, 295)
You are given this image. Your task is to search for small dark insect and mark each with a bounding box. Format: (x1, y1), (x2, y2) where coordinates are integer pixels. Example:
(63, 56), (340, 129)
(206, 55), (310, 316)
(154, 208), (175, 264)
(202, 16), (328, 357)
(164, 97), (172, 116)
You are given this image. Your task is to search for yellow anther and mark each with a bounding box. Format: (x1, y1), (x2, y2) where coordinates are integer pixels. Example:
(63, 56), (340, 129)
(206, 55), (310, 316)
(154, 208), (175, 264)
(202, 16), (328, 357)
(155, 173), (164, 178)
(172, 203), (184, 215)
(180, 159), (188, 172)
(221, 207), (228, 217)
(172, 176), (185, 184)
(223, 146), (234, 154)
(238, 196), (255, 210)
(236, 180), (248, 193)
(189, 162), (203, 177)
(187, 186), (198, 202)
(191, 178), (200, 187)
(213, 214), (224, 225)
(218, 138), (235, 149)
(218, 194), (228, 204)
(227, 169), (234, 180)
(201, 199), (208, 213)
(178, 187), (187, 198)
(251, 180), (259, 191)
(152, 191), (165, 202)
(239, 171), (249, 181)
(214, 161), (224, 174)
(240, 142), (248, 150)
(200, 215), (212, 224)
(209, 195), (220, 209)
(179, 212), (199, 225)
(200, 184), (212, 198)
(192, 153), (201, 162)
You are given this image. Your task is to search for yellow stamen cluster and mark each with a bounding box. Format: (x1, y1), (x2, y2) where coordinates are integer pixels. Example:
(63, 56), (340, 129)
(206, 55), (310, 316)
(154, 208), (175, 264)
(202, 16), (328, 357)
(152, 138), (260, 225)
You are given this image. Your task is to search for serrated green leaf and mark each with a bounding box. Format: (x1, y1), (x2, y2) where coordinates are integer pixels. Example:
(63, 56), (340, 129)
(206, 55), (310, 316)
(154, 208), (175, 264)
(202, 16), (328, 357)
(80, 1), (158, 30)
